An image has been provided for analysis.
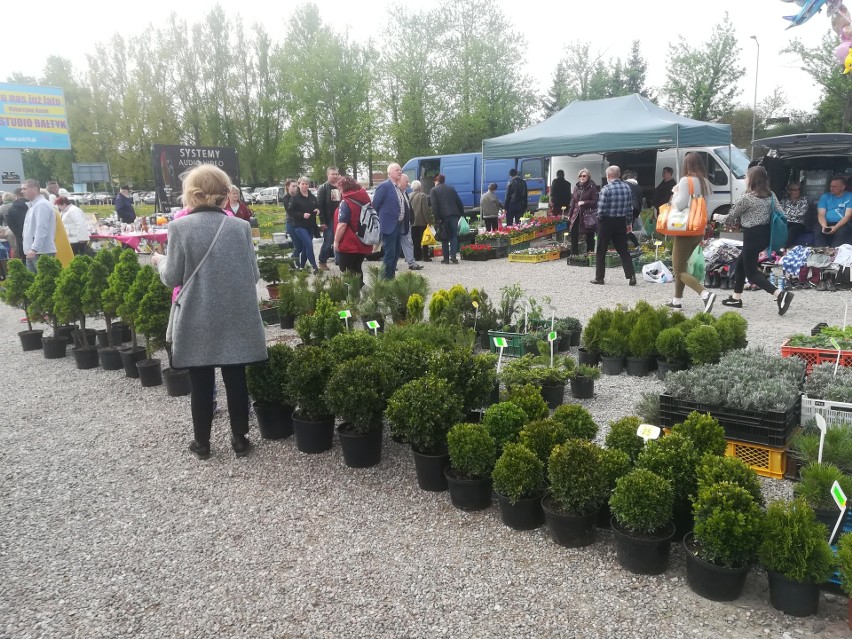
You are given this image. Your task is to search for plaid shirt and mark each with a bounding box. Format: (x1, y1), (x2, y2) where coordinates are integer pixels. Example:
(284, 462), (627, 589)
(597, 179), (633, 218)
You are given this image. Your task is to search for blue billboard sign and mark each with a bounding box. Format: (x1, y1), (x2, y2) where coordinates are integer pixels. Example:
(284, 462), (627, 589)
(0, 83), (71, 150)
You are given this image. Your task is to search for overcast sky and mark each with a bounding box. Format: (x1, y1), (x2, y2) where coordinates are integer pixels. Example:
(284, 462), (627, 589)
(1, 0), (837, 117)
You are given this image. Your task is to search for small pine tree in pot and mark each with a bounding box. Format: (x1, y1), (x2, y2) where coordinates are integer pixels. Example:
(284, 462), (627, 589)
(492, 442), (546, 529)
(133, 275), (172, 387)
(26, 255), (65, 358)
(117, 265), (157, 377)
(568, 364), (600, 399)
(626, 312), (660, 376)
(2, 260), (42, 350)
(286, 345), (336, 454)
(445, 422), (497, 510)
(246, 343), (295, 439)
(598, 328), (628, 375)
(655, 327), (689, 379)
(54, 255), (98, 367)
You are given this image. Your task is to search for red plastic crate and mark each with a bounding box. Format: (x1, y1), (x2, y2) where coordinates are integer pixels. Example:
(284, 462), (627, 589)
(780, 339), (852, 374)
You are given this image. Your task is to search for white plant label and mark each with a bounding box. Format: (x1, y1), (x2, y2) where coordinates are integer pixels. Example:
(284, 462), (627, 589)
(816, 414), (828, 464)
(636, 424), (661, 442)
(833, 480), (847, 510)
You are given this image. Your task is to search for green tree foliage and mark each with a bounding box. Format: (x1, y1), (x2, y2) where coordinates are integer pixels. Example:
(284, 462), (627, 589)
(26, 256), (63, 331)
(2, 260), (36, 330)
(136, 276), (172, 359)
(53, 255), (93, 344)
(119, 265), (157, 348)
(104, 250), (140, 329)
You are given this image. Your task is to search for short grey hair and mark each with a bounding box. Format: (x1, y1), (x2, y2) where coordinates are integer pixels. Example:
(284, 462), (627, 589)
(23, 178), (40, 189)
(1, 192), (13, 203)
(298, 176), (310, 184)
(411, 180), (422, 191)
(606, 166), (621, 180)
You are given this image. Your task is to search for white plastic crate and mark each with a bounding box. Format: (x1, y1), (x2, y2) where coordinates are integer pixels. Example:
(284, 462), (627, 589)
(800, 395), (852, 428)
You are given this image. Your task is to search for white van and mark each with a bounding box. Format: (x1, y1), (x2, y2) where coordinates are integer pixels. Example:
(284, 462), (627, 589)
(549, 146), (749, 217)
(256, 186), (285, 205)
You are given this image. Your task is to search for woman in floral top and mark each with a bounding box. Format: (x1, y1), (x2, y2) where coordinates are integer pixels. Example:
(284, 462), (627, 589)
(779, 182), (810, 247)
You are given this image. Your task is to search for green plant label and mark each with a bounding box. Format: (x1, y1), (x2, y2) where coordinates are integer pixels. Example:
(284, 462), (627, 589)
(366, 320), (379, 329)
(830, 337), (842, 351)
(339, 310), (351, 319)
(636, 424), (661, 442)
(547, 331), (557, 342)
(493, 337), (508, 348)
(832, 480), (847, 510)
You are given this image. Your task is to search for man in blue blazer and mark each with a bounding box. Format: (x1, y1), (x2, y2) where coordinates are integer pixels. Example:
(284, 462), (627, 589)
(372, 162), (408, 279)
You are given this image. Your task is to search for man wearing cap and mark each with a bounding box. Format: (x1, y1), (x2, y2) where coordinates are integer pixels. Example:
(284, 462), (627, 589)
(114, 185), (136, 224)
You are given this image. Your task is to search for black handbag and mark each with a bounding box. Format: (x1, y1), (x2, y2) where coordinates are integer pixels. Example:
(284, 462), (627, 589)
(434, 219), (448, 242)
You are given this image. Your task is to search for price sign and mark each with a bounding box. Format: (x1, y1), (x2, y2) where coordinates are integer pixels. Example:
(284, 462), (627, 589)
(833, 480), (847, 510)
(547, 331), (557, 342)
(654, 240), (663, 247)
(471, 301), (479, 309)
(636, 424), (661, 442)
(493, 337), (508, 348)
(366, 320), (379, 329)
(338, 310), (351, 319)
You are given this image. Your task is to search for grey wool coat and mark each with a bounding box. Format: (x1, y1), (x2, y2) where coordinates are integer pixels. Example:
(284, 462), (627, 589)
(157, 208), (267, 369)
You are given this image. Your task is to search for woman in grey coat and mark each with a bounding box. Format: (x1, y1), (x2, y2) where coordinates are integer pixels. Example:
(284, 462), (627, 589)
(151, 165), (267, 460)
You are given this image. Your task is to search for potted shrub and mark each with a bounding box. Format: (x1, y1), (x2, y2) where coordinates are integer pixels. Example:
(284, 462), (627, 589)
(26, 256), (66, 359)
(385, 373), (465, 491)
(445, 422), (497, 511)
(604, 416), (645, 463)
(550, 404), (598, 440)
(482, 401), (528, 455)
(554, 316), (582, 350)
(117, 265), (157, 378)
(568, 364), (600, 399)
(655, 327), (688, 380)
(295, 292), (343, 346)
(519, 419), (570, 469)
(499, 354), (572, 409)
(685, 481), (763, 602)
(492, 442), (546, 530)
(758, 498), (835, 617)
(715, 311), (748, 352)
(609, 468), (676, 575)
(359, 266), (389, 330)
(598, 328), (627, 375)
(598, 448), (632, 528)
(580, 308), (612, 365)
(134, 275), (173, 388)
(277, 268), (310, 328)
(625, 312), (659, 377)
(670, 411), (726, 458)
(382, 271), (429, 324)
(685, 324), (722, 366)
(257, 242), (290, 299)
(246, 343), (295, 440)
(429, 349), (498, 415)
(836, 533), (852, 630)
(793, 462), (852, 533)
(696, 455), (764, 506)
(85, 251), (124, 350)
(2, 259), (42, 351)
(286, 345), (336, 454)
(325, 354), (387, 468)
(502, 383), (549, 422)
(542, 439), (606, 548)
(53, 255), (97, 362)
(101, 250), (140, 369)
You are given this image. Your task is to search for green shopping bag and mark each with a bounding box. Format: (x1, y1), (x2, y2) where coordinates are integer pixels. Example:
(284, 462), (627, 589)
(687, 245), (705, 282)
(458, 216), (470, 235)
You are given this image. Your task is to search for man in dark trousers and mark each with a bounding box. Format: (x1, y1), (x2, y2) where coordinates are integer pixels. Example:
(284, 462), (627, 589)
(6, 188), (28, 260)
(429, 174), (464, 264)
(653, 167), (677, 213)
(503, 168), (528, 227)
(372, 162), (407, 279)
(590, 165), (637, 286)
(550, 169), (572, 216)
(315, 166), (341, 270)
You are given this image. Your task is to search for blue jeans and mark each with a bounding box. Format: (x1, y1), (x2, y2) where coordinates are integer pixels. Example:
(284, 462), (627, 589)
(382, 225), (402, 279)
(291, 227), (317, 269)
(318, 225), (336, 264)
(814, 223), (852, 248)
(26, 252), (56, 273)
(442, 216), (459, 261)
(286, 220), (304, 266)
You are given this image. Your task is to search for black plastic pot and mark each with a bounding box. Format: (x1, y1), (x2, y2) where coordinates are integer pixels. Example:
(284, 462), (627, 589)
(673, 505), (694, 542)
(292, 412), (335, 454)
(767, 571), (821, 617)
(254, 401), (294, 440)
(55, 324), (76, 342)
(96, 326), (125, 348)
(497, 493), (545, 530)
(279, 313), (295, 329)
(656, 359), (686, 381)
(577, 348), (599, 367)
(120, 346), (147, 378)
(597, 502), (612, 528)
(541, 496), (598, 548)
(558, 332), (572, 352)
(115, 322), (132, 343)
(625, 356), (653, 377)
(570, 331), (581, 347)
(72, 328), (97, 349)
(42, 336), (68, 359)
(445, 469), (493, 511)
(98, 347), (123, 371)
(570, 376), (595, 399)
(611, 518), (675, 575)
(72, 346), (99, 370)
(163, 367), (192, 397)
(600, 355), (625, 376)
(137, 358), (163, 387)
(19, 329), (44, 352)
(540, 383), (566, 410)
(684, 533), (749, 602)
(259, 306), (278, 325)
(338, 424), (383, 468)
(411, 448), (450, 492)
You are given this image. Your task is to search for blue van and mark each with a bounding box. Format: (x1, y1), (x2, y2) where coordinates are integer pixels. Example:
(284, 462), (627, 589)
(401, 152), (546, 215)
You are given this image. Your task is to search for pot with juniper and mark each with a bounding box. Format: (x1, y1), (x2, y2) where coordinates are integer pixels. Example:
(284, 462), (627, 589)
(758, 498), (835, 617)
(625, 313), (659, 377)
(793, 463), (852, 534)
(492, 442), (546, 530)
(116, 262), (155, 377)
(542, 439), (606, 548)
(554, 317), (582, 351)
(445, 422), (497, 511)
(2, 260), (42, 351)
(655, 327), (689, 380)
(569, 364), (600, 399)
(101, 249), (140, 369)
(286, 345), (336, 454)
(684, 482), (763, 602)
(26, 256), (66, 358)
(610, 468), (676, 574)
(54, 255), (98, 368)
(598, 328), (627, 375)
(580, 307), (612, 365)
(134, 275), (175, 388)
(246, 343), (295, 440)
(385, 374), (465, 491)
(325, 354), (387, 468)
(257, 242), (290, 299)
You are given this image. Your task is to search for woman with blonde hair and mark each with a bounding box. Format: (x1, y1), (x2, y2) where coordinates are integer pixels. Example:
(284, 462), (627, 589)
(151, 164), (267, 460)
(666, 152), (716, 312)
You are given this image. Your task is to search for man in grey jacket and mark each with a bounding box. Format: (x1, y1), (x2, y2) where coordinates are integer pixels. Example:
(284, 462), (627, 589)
(21, 179), (57, 272)
(480, 183), (501, 232)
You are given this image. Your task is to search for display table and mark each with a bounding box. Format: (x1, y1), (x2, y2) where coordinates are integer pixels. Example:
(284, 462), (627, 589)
(90, 230), (168, 251)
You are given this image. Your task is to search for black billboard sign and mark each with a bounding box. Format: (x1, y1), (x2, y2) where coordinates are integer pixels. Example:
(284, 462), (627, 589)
(151, 144), (239, 212)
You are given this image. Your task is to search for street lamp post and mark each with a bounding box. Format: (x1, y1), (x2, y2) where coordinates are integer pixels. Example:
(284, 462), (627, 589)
(750, 35), (760, 159)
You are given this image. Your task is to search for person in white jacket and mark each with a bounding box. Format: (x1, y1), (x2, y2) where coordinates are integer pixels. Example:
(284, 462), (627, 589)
(55, 196), (90, 255)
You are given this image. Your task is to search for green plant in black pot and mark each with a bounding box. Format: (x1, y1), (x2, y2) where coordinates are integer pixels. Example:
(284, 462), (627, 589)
(325, 355), (387, 434)
(582, 308), (614, 354)
(482, 401), (528, 454)
(551, 404), (598, 440)
(26, 255), (63, 335)
(247, 343), (294, 406)
(429, 348), (497, 412)
(570, 364), (600, 380)
(793, 462), (852, 512)
(83, 255), (115, 344)
(627, 312), (660, 359)
(385, 373), (465, 454)
(789, 423), (852, 474)
(382, 271), (429, 323)
(295, 291), (342, 346)
(605, 416), (645, 462)
(53, 254), (94, 347)
(686, 324), (722, 366)
(691, 481), (763, 568)
(600, 448), (632, 495)
(117, 265), (157, 350)
(554, 317), (582, 348)
(3, 259), (36, 329)
(135, 275), (172, 360)
(103, 249), (140, 341)
(656, 327), (688, 365)
(671, 411), (726, 457)
(406, 294), (425, 323)
(286, 345), (335, 420)
(519, 418), (569, 467)
(598, 328), (628, 358)
(379, 339), (437, 396)
(837, 533), (852, 599)
(447, 422), (497, 479)
(257, 242), (290, 286)
(492, 442), (546, 503)
(325, 330), (377, 363)
(498, 282), (523, 328)
(502, 383), (549, 421)
(547, 439), (606, 515)
(610, 468), (674, 536)
(696, 455), (764, 506)
(637, 432), (700, 522)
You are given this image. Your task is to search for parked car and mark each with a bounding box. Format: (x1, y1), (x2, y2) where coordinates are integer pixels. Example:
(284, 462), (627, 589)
(86, 192), (113, 205)
(256, 186), (285, 205)
(67, 192), (89, 205)
(143, 192), (157, 205)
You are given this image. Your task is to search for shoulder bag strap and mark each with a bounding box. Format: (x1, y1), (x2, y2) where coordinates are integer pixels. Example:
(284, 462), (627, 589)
(174, 215), (228, 303)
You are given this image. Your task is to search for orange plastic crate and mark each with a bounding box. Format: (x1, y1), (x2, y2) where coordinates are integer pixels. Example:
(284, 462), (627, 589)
(780, 339), (852, 374)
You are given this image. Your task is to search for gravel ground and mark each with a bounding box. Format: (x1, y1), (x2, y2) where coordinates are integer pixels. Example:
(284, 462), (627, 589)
(2, 257), (851, 639)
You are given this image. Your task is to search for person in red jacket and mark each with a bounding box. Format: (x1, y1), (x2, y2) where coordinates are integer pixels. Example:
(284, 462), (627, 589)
(223, 185), (253, 221)
(333, 176), (374, 284)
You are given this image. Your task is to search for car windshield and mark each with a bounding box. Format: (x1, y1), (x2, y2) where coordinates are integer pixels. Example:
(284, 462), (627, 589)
(714, 146), (749, 179)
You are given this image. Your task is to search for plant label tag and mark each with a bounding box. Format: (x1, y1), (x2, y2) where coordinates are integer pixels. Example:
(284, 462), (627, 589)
(830, 337), (842, 351)
(471, 301), (479, 309)
(493, 337), (508, 348)
(654, 240), (663, 247)
(548, 331), (557, 342)
(366, 320), (379, 329)
(833, 480), (847, 510)
(636, 424), (661, 442)
(339, 310), (351, 319)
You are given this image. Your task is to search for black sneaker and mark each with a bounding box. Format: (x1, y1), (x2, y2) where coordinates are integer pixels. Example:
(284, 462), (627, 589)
(721, 296), (742, 308)
(777, 290), (794, 316)
(450, 257), (459, 264)
(703, 292), (717, 313)
(665, 301), (682, 309)
(232, 434), (252, 457)
(189, 441), (211, 460)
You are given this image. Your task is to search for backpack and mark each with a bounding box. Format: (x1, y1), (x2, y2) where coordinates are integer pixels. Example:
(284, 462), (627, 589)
(346, 197), (381, 245)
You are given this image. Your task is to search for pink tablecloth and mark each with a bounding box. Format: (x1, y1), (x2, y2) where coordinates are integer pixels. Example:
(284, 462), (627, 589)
(90, 231), (168, 251)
